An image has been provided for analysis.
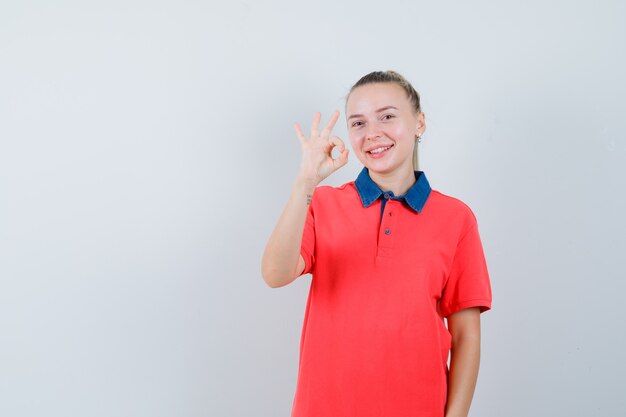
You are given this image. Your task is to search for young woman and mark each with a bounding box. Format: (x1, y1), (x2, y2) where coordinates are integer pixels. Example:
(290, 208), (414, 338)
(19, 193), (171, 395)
(262, 71), (493, 417)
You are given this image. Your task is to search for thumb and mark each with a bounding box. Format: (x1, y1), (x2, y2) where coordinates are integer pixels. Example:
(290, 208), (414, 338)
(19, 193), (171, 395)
(333, 148), (349, 170)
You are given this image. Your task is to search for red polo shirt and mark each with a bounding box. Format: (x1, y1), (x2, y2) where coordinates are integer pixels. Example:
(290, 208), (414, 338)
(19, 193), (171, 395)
(291, 167), (492, 417)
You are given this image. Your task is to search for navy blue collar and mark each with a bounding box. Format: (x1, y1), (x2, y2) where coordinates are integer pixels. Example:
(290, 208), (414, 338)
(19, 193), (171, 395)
(354, 166), (431, 213)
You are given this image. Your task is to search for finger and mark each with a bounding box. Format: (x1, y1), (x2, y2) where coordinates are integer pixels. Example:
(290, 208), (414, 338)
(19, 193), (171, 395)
(337, 148), (349, 164)
(328, 135), (345, 152)
(333, 149), (349, 171)
(310, 112), (321, 139)
(321, 110), (340, 138)
(293, 122), (306, 143)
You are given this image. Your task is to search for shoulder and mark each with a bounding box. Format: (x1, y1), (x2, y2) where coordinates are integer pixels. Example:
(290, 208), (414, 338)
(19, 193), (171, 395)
(311, 181), (357, 202)
(427, 188), (478, 231)
(428, 189), (477, 218)
(308, 181), (360, 217)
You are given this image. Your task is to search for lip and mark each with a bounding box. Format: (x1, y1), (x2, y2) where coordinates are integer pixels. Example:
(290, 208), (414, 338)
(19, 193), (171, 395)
(365, 144), (394, 153)
(366, 144), (394, 158)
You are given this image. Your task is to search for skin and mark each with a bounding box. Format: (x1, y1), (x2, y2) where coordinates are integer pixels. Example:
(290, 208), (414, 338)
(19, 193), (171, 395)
(345, 82), (425, 196)
(261, 111), (348, 287)
(445, 307), (482, 417)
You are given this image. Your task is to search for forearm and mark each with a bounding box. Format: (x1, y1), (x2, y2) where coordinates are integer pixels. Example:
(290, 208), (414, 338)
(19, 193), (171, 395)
(444, 335), (481, 417)
(261, 177), (316, 287)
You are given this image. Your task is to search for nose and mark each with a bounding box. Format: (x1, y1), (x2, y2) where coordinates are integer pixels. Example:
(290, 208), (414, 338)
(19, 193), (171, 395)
(365, 123), (382, 141)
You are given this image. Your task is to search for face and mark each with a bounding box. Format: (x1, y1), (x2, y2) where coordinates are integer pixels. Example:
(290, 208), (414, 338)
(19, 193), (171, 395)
(346, 82), (425, 175)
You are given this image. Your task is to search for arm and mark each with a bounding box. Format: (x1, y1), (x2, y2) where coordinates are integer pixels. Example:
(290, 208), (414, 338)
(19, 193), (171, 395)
(261, 111), (349, 288)
(444, 307), (482, 417)
(261, 177), (316, 288)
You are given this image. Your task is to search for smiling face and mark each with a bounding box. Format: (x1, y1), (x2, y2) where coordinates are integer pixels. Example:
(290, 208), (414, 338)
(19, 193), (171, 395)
(346, 82), (425, 175)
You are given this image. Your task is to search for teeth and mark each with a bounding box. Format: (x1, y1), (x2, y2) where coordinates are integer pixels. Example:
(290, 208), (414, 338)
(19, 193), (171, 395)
(370, 146), (390, 154)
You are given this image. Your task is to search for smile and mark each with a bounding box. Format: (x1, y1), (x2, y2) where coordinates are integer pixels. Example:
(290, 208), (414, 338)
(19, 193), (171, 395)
(367, 144), (394, 157)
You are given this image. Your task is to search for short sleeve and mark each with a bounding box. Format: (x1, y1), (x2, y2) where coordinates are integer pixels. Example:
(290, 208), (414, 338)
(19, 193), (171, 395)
(440, 221), (492, 318)
(299, 197), (316, 276)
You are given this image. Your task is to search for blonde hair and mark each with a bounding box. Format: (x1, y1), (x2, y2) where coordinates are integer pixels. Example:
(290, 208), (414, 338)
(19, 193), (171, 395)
(347, 70), (422, 171)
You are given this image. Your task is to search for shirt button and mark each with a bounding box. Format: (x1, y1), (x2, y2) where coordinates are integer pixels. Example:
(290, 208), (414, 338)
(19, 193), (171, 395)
(383, 193), (390, 199)
(385, 229), (391, 235)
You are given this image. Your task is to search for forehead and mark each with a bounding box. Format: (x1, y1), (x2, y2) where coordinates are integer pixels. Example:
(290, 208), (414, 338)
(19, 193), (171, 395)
(346, 82), (410, 113)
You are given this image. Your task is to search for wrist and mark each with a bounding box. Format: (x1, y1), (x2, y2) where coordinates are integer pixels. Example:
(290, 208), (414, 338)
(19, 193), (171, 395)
(293, 176), (318, 192)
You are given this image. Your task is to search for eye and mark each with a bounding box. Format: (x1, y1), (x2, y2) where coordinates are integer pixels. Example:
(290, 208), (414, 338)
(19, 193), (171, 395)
(382, 114), (395, 120)
(351, 121), (364, 127)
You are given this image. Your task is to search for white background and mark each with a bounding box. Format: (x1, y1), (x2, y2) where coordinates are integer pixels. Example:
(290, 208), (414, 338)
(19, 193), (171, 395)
(1, 1), (625, 416)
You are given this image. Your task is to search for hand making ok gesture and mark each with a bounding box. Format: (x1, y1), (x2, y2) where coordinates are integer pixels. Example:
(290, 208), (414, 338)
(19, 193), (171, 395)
(294, 110), (349, 187)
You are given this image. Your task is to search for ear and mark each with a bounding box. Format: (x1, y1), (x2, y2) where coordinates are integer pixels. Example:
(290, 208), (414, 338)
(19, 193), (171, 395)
(415, 111), (426, 137)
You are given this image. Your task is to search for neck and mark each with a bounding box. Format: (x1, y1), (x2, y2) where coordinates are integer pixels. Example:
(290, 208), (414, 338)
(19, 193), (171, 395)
(368, 166), (416, 196)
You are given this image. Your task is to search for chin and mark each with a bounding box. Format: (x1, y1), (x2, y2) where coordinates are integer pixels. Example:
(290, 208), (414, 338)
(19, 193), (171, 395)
(364, 162), (395, 174)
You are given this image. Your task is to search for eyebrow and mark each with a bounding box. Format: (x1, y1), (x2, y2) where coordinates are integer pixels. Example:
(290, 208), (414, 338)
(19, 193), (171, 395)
(348, 106), (399, 120)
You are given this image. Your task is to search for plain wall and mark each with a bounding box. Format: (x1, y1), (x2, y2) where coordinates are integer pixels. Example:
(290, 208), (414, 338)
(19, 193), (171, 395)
(1, 1), (625, 416)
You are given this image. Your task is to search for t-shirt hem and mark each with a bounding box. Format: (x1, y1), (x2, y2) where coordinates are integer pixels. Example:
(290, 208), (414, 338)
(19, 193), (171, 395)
(441, 299), (492, 318)
(300, 248), (314, 276)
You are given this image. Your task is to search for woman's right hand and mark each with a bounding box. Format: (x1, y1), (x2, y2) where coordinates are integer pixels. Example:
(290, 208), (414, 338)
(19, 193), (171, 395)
(294, 110), (349, 186)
